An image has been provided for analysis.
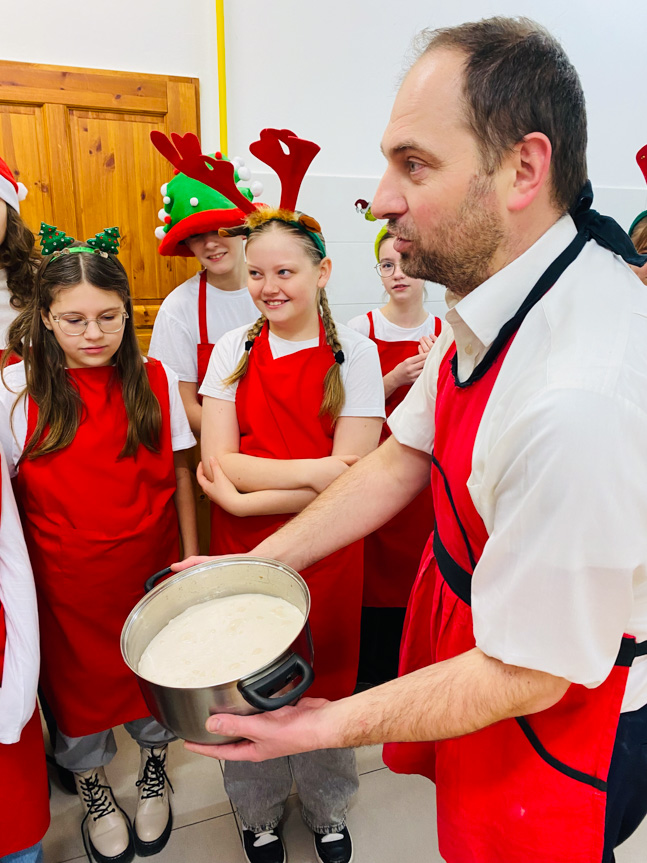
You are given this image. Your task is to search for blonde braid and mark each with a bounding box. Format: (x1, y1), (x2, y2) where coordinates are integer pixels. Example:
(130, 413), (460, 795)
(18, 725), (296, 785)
(318, 289), (346, 422)
(222, 315), (266, 387)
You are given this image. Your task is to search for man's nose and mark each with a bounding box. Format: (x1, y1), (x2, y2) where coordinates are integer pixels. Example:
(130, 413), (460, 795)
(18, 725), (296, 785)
(371, 168), (406, 221)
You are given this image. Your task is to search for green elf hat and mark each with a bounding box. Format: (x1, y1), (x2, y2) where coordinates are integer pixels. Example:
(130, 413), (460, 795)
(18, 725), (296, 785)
(151, 131), (265, 257)
(629, 144), (647, 238)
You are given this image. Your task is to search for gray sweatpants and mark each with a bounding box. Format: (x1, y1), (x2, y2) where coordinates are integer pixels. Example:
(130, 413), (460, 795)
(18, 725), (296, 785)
(55, 716), (175, 773)
(224, 748), (359, 834)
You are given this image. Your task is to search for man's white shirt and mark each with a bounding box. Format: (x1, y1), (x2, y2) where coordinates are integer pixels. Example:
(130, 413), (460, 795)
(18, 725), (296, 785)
(390, 215), (647, 712)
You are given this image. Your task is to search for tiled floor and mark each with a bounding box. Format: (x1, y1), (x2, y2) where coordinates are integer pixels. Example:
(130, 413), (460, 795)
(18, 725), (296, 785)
(42, 721), (647, 863)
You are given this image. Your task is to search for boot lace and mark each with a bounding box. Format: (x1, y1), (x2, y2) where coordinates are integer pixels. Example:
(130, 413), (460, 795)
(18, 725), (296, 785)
(136, 747), (174, 800)
(78, 772), (116, 821)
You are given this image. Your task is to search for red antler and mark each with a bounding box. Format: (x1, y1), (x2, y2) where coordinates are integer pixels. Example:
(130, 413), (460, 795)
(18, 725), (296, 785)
(249, 129), (320, 211)
(637, 145), (647, 186)
(150, 130), (256, 215)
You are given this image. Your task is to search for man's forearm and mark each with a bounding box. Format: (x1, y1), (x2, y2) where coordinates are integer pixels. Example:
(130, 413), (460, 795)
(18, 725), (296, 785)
(253, 437), (432, 572)
(314, 648), (570, 750)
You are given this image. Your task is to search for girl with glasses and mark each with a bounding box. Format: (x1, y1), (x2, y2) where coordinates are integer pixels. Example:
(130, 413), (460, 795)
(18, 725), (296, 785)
(348, 227), (443, 688)
(0, 239), (198, 863)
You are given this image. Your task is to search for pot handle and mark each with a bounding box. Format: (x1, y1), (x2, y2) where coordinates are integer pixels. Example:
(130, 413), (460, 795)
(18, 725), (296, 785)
(238, 653), (314, 711)
(144, 567), (174, 594)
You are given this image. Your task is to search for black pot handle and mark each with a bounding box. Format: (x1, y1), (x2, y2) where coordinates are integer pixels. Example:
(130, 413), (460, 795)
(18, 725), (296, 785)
(145, 567), (174, 594)
(238, 653), (314, 711)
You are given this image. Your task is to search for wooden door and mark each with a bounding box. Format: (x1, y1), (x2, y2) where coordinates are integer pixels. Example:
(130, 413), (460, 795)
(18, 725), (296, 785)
(0, 61), (201, 351)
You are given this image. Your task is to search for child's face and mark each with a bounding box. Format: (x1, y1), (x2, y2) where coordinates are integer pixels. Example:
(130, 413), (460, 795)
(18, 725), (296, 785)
(184, 232), (244, 279)
(0, 200), (7, 246)
(41, 280), (127, 369)
(378, 237), (426, 303)
(246, 230), (331, 334)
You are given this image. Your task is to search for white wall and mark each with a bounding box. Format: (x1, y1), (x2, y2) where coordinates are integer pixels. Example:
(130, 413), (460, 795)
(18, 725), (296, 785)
(2, 0), (646, 321)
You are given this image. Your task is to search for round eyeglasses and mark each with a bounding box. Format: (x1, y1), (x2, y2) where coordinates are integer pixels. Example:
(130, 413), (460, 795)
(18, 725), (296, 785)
(50, 311), (129, 336)
(374, 261), (397, 277)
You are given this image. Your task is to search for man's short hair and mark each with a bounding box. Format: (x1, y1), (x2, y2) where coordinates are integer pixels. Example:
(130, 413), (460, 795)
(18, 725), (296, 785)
(416, 17), (587, 213)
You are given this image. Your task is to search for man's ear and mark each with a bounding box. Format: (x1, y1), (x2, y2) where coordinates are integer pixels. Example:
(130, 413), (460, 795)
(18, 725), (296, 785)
(506, 132), (553, 213)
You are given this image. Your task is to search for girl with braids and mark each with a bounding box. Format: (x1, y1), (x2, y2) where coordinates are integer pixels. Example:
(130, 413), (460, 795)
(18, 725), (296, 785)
(197, 212), (384, 863)
(0, 232), (198, 863)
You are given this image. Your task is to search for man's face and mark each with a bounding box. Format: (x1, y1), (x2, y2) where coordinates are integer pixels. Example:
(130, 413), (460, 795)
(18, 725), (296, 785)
(372, 49), (508, 296)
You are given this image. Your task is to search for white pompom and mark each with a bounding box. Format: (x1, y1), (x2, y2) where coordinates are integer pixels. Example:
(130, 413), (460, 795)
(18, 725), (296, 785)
(154, 226), (166, 240)
(250, 181), (264, 198)
(190, 197), (199, 207)
(17, 182), (28, 201)
(158, 208), (167, 222)
(160, 183), (168, 196)
(237, 166), (251, 181)
(231, 157), (243, 169)
(163, 195), (171, 205)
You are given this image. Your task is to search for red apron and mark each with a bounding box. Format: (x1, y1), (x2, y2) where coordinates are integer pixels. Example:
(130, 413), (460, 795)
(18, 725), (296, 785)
(0, 471), (50, 856)
(362, 311), (441, 608)
(196, 270), (214, 394)
(210, 320), (363, 700)
(15, 359), (180, 737)
(384, 234), (647, 861)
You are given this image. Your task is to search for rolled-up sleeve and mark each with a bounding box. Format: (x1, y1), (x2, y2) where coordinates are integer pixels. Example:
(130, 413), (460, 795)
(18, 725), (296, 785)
(472, 386), (647, 687)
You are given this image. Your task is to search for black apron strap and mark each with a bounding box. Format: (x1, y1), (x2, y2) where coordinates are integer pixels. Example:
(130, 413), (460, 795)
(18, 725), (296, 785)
(614, 636), (647, 668)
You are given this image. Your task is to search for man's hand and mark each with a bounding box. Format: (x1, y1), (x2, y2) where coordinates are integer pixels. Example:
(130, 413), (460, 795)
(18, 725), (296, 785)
(184, 697), (332, 762)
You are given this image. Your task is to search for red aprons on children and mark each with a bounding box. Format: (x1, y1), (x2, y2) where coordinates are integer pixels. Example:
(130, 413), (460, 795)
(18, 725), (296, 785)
(384, 335), (643, 863)
(0, 466), (49, 858)
(15, 359), (180, 737)
(210, 320), (363, 700)
(363, 311), (441, 608)
(196, 270), (214, 391)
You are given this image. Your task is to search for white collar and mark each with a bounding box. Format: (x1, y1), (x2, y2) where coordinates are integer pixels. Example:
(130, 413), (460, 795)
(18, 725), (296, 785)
(451, 215), (577, 349)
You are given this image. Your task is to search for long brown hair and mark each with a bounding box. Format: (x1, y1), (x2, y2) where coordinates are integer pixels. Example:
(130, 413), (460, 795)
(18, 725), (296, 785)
(2, 247), (162, 461)
(0, 207), (38, 353)
(224, 219), (346, 422)
(630, 217), (647, 255)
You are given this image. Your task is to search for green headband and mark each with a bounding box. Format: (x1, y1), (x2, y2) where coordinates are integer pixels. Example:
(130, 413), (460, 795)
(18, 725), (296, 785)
(285, 219), (326, 258)
(39, 223), (121, 257)
(374, 225), (391, 261)
(629, 210), (647, 237)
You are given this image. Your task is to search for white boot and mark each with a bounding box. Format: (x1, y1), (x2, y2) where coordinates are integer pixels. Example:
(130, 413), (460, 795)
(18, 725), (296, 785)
(74, 766), (134, 863)
(134, 744), (173, 856)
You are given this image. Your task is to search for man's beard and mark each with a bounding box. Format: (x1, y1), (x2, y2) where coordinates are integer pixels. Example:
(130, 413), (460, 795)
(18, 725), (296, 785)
(392, 175), (505, 298)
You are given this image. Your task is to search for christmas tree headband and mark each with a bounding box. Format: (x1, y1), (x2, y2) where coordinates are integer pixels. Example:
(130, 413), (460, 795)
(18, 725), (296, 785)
(39, 223), (121, 258)
(150, 128), (326, 257)
(629, 144), (647, 237)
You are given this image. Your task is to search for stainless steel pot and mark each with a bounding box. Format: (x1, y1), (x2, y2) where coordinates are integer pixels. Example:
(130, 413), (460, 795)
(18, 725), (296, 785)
(121, 556), (314, 744)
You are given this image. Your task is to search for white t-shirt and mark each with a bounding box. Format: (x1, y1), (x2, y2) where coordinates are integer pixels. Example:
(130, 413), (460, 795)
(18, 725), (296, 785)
(200, 322), (386, 419)
(148, 273), (259, 382)
(0, 446), (40, 743)
(0, 359), (196, 475)
(0, 268), (17, 350)
(389, 215), (647, 712)
(348, 308), (440, 343)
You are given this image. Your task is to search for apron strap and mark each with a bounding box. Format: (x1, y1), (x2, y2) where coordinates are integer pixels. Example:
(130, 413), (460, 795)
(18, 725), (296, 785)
(198, 270), (209, 346)
(367, 310), (376, 341)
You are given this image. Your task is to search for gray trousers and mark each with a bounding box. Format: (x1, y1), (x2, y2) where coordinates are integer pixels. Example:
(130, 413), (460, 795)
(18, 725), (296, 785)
(55, 716), (175, 772)
(224, 748), (359, 834)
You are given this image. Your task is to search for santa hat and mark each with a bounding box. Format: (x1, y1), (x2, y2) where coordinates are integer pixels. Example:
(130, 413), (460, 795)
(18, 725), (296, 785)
(0, 155), (28, 214)
(151, 133), (264, 257)
(629, 144), (647, 237)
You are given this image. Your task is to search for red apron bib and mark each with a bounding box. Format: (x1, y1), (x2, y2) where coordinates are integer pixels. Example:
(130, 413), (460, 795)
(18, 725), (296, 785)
(15, 359), (180, 737)
(384, 240), (647, 860)
(0, 468), (50, 857)
(362, 311), (441, 608)
(196, 270), (215, 394)
(210, 320), (363, 700)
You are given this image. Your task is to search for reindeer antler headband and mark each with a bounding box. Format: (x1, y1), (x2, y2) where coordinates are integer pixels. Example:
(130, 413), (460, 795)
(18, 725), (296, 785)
(150, 128), (326, 257)
(629, 144), (647, 237)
